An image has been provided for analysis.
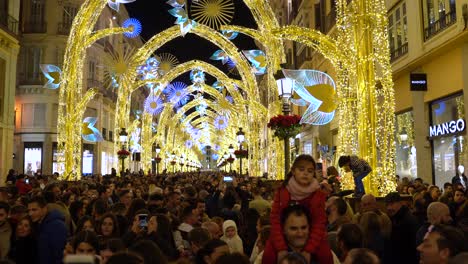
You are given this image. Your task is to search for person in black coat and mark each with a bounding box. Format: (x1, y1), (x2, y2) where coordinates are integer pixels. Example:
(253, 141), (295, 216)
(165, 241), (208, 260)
(8, 216), (37, 264)
(384, 192), (419, 264)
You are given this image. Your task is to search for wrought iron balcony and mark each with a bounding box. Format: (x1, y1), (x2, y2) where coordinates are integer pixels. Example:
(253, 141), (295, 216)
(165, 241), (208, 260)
(23, 22), (47, 34)
(57, 22), (72, 35)
(390, 43), (408, 62)
(424, 10), (457, 41)
(0, 14), (19, 35)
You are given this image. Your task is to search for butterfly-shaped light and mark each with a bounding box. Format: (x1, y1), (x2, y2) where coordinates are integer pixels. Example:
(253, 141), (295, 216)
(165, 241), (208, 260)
(107, 0), (136, 12)
(214, 115), (229, 130)
(221, 30), (238, 40)
(242, 50), (267, 75)
(122, 18), (142, 38)
(210, 50), (229, 65)
(40, 64), (62, 89)
(196, 102), (208, 116)
(283, 69), (338, 125)
(166, 0), (186, 8)
(82, 117), (103, 142)
(144, 95), (164, 115)
(212, 80), (224, 91)
(167, 82), (189, 107)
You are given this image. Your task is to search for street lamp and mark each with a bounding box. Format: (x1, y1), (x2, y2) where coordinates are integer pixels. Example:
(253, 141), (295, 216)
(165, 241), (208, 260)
(399, 128), (408, 142)
(119, 128), (128, 174)
(180, 155), (184, 172)
(228, 144), (234, 154)
(275, 69), (294, 177)
(154, 143), (161, 177)
(236, 127), (245, 176)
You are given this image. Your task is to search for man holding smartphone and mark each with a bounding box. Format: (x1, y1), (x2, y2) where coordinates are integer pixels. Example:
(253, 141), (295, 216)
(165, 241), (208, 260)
(15, 174), (32, 195)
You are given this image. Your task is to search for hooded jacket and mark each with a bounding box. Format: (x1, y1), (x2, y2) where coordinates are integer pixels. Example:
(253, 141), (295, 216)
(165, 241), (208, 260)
(220, 220), (244, 254)
(37, 209), (67, 264)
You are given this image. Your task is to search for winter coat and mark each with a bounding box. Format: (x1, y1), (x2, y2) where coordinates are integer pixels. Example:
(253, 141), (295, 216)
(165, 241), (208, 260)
(36, 210), (67, 264)
(8, 235), (37, 264)
(386, 206), (419, 264)
(221, 220), (244, 254)
(262, 186), (333, 264)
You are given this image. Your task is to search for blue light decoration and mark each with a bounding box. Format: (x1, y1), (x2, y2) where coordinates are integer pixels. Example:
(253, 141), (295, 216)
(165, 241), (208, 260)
(144, 95), (164, 115)
(196, 101), (208, 116)
(210, 50), (229, 64)
(167, 82), (189, 107)
(130, 128), (142, 153)
(212, 80), (225, 91)
(214, 115), (229, 130)
(212, 154), (219, 160)
(226, 58), (236, 70)
(185, 140), (194, 149)
(107, 0), (136, 12)
(221, 30), (239, 40)
(167, 0), (197, 36)
(40, 64), (62, 89)
(214, 144), (221, 151)
(122, 18), (142, 38)
(283, 69), (337, 125)
(190, 69), (206, 84)
(191, 129), (202, 140)
(133, 110), (142, 120)
(151, 122), (158, 133)
(242, 50), (267, 75)
(225, 95), (234, 104)
(137, 57), (160, 88)
(82, 117), (103, 142)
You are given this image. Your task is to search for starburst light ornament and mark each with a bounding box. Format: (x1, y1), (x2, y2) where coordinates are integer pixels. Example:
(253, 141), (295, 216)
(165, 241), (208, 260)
(214, 115), (229, 130)
(242, 50), (267, 75)
(190, 0), (234, 30)
(107, 0), (136, 12)
(144, 95), (164, 115)
(157, 53), (179, 75)
(82, 117), (103, 142)
(167, 82), (189, 107)
(40, 64), (62, 89)
(185, 140), (194, 149)
(283, 69), (338, 125)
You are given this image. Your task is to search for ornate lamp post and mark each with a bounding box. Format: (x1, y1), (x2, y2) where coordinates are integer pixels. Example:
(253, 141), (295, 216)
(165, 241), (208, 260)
(275, 71), (294, 177)
(154, 143), (161, 177)
(228, 144), (235, 173)
(236, 128), (245, 176)
(118, 128), (129, 174)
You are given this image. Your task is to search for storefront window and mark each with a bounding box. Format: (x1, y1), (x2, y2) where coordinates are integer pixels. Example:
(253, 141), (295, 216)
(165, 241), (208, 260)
(395, 111), (417, 178)
(431, 94), (466, 188)
(83, 144), (94, 175)
(52, 142), (64, 174)
(24, 142), (42, 175)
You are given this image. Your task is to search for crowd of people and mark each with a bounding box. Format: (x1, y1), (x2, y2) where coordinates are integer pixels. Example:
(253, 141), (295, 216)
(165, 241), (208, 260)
(0, 154), (466, 264)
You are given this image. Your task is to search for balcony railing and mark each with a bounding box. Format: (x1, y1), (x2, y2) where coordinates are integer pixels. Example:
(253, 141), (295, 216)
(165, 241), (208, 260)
(23, 22), (47, 33)
(424, 10), (457, 41)
(0, 14), (19, 35)
(57, 22), (72, 35)
(390, 42), (408, 62)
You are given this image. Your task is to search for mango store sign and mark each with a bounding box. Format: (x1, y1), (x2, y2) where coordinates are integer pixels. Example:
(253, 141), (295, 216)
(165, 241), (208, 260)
(429, 119), (466, 138)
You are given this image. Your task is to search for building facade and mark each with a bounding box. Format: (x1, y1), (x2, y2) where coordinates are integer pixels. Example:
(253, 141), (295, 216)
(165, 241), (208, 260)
(14, 0), (142, 177)
(0, 0), (20, 183)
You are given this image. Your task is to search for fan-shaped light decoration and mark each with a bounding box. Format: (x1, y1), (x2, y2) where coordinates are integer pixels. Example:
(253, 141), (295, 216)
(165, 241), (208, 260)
(40, 64), (62, 89)
(122, 18), (142, 38)
(82, 117), (103, 142)
(283, 69), (337, 125)
(191, 0), (235, 30)
(210, 50), (229, 64)
(107, 0), (136, 12)
(157, 53), (179, 75)
(167, 82), (189, 107)
(214, 115), (229, 130)
(221, 30), (238, 40)
(144, 95), (164, 115)
(185, 140), (194, 148)
(242, 50), (267, 75)
(212, 80), (224, 91)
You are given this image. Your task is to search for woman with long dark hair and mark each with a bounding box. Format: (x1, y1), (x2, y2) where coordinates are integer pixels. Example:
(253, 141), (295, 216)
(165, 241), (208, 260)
(8, 216), (37, 264)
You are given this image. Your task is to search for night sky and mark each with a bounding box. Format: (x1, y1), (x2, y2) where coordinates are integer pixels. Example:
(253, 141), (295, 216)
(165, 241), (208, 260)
(125, 0), (259, 83)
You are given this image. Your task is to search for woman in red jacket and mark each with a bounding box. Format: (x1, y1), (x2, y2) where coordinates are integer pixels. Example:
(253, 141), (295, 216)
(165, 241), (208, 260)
(262, 155), (333, 264)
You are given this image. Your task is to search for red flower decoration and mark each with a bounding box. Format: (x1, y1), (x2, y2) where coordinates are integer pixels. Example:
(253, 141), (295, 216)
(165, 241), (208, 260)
(267, 114), (302, 139)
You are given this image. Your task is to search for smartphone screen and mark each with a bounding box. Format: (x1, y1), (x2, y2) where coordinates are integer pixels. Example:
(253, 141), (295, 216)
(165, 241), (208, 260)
(25, 179), (29, 184)
(223, 176), (233, 182)
(138, 214), (148, 228)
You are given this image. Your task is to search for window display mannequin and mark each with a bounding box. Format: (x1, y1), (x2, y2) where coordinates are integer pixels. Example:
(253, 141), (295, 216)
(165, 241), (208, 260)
(452, 165), (467, 190)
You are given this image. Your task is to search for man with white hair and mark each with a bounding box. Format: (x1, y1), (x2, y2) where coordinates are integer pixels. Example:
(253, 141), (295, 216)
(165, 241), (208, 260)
(416, 202), (452, 252)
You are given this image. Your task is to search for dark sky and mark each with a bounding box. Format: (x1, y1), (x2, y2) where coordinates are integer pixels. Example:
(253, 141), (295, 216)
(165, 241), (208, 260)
(125, 0), (259, 83)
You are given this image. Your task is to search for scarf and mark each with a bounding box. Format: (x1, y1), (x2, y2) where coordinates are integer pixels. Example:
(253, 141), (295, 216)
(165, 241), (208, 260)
(286, 176), (320, 201)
